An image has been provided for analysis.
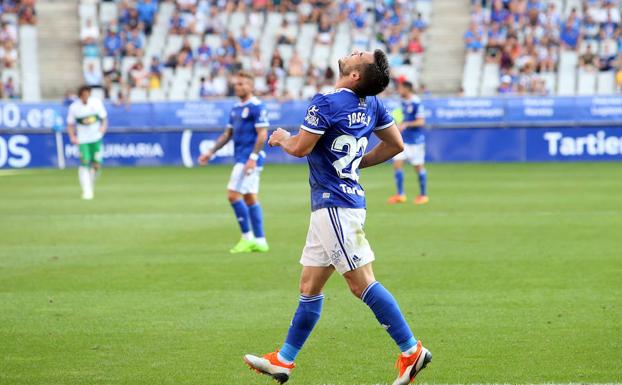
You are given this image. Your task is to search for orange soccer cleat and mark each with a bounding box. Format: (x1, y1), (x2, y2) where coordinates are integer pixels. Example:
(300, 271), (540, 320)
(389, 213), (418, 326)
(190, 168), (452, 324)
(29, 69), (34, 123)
(413, 195), (429, 205)
(392, 340), (432, 385)
(243, 350), (295, 384)
(388, 194), (408, 204)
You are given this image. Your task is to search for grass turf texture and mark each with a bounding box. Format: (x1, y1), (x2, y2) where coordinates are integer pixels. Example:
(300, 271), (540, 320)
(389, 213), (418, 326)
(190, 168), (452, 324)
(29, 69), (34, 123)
(0, 163), (621, 385)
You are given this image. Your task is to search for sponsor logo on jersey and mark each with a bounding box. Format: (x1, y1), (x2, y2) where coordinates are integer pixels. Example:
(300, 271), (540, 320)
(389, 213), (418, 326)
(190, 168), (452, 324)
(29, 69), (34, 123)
(304, 105), (320, 126)
(241, 107), (249, 118)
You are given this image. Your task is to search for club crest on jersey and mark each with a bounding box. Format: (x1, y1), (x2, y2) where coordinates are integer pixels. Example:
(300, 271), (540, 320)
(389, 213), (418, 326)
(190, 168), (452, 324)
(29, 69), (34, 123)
(241, 107), (250, 118)
(304, 105), (320, 126)
(347, 112), (371, 127)
(358, 98), (367, 108)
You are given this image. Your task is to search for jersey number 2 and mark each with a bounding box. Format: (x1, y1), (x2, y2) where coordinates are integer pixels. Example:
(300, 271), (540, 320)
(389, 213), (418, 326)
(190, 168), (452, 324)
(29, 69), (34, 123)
(331, 135), (368, 181)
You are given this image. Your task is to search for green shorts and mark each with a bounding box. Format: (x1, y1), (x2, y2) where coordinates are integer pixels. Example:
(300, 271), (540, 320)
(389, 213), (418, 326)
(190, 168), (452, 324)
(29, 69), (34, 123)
(79, 140), (103, 166)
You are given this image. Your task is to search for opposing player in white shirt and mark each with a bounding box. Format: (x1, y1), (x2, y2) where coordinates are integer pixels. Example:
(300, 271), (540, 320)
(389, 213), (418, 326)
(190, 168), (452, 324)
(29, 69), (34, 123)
(66, 85), (108, 200)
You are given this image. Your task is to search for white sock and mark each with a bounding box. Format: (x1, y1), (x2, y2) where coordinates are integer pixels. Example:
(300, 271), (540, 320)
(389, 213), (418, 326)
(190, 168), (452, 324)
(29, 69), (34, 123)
(242, 232), (254, 241)
(90, 168), (97, 187)
(79, 166), (93, 197)
(254, 237), (267, 245)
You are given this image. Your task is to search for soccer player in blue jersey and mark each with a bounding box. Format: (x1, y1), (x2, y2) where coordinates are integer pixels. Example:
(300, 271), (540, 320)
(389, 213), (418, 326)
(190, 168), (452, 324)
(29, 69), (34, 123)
(244, 50), (431, 385)
(388, 80), (429, 205)
(198, 71), (270, 253)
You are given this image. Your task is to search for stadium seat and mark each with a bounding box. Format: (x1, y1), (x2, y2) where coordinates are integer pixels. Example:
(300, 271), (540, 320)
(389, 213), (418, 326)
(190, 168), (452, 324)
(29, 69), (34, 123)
(557, 67), (577, 95)
(597, 71), (615, 95)
(540, 72), (557, 95)
(286, 76), (304, 99)
(129, 87), (148, 102)
(149, 88), (166, 102)
(19, 25), (40, 101)
(577, 70), (597, 95)
(99, 2), (118, 25)
(480, 63), (500, 96)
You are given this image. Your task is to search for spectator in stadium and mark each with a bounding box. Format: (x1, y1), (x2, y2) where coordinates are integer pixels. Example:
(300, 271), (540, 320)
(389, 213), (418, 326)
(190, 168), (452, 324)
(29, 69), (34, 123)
(0, 21), (17, 43)
(129, 61), (148, 89)
(203, 6), (224, 35)
(3, 76), (18, 99)
(0, 39), (17, 68)
(103, 61), (122, 99)
(148, 56), (162, 89)
(276, 19), (294, 45)
(170, 11), (187, 35)
(250, 46), (266, 77)
(349, 2), (368, 31)
(537, 39), (558, 72)
(407, 29), (424, 55)
(84, 63), (103, 88)
(288, 51), (305, 77)
(137, 0), (157, 35)
(485, 22), (506, 62)
(80, 19), (99, 47)
(18, 0), (36, 25)
(237, 27), (255, 56)
(196, 41), (212, 66)
(464, 21), (485, 51)
(560, 19), (581, 50)
(599, 43), (616, 72)
(316, 13), (333, 45)
(123, 28), (145, 57)
(580, 44), (599, 71)
(103, 27), (123, 57)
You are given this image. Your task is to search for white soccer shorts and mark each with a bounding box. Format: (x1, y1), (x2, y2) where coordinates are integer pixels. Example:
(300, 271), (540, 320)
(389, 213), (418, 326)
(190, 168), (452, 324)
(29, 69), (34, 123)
(394, 143), (425, 165)
(300, 207), (375, 274)
(227, 162), (262, 194)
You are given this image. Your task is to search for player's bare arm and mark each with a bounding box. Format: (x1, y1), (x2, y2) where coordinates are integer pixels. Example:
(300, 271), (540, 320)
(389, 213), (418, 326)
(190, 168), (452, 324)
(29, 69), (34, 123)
(268, 128), (321, 158)
(67, 123), (78, 145)
(198, 127), (232, 165)
(360, 123), (404, 169)
(244, 127), (268, 172)
(99, 117), (108, 134)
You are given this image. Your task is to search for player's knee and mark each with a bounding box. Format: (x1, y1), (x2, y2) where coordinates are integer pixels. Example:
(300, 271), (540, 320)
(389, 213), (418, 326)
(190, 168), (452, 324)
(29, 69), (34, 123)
(227, 191), (241, 203)
(243, 194), (257, 206)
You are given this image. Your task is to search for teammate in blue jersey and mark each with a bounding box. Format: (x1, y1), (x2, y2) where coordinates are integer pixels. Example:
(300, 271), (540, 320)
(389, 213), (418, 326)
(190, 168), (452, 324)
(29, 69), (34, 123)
(388, 80), (429, 205)
(198, 71), (270, 253)
(244, 50), (431, 385)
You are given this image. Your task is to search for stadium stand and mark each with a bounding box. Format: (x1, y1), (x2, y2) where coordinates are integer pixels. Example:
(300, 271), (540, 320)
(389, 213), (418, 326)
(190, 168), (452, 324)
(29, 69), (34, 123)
(0, 0), (38, 100)
(463, 0), (622, 96)
(79, 0), (431, 102)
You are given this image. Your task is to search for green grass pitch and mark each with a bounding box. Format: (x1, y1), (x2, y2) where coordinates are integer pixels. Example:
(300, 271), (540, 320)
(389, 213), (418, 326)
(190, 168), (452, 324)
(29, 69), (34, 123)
(1, 163), (621, 385)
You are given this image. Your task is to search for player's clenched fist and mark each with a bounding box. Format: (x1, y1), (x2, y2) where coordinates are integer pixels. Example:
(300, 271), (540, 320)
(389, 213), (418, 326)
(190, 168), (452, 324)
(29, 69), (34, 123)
(198, 150), (213, 166)
(268, 128), (290, 147)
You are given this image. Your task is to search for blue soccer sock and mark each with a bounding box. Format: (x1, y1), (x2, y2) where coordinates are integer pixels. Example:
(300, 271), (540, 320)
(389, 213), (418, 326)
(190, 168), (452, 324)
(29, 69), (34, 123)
(278, 293), (324, 363)
(230, 199), (252, 239)
(361, 281), (417, 353)
(395, 169), (405, 196)
(248, 203), (265, 243)
(418, 169), (427, 196)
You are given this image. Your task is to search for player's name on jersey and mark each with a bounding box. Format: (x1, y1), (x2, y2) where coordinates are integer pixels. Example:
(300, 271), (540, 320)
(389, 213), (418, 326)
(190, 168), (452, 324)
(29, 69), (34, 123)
(347, 111), (372, 127)
(339, 183), (365, 196)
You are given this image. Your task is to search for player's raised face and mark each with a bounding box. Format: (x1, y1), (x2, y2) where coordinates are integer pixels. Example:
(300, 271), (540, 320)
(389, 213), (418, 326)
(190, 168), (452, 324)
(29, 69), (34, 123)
(338, 50), (374, 78)
(234, 75), (253, 99)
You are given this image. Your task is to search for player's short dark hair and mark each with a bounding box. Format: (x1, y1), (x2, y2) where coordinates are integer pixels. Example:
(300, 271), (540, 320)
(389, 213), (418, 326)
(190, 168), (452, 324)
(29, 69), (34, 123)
(355, 49), (390, 97)
(77, 85), (91, 97)
(401, 80), (414, 91)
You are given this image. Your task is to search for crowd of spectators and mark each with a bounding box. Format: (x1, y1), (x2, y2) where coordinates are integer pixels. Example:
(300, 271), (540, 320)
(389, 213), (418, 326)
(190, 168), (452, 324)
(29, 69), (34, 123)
(465, 0), (622, 95)
(0, 0), (36, 99)
(82, 0), (428, 101)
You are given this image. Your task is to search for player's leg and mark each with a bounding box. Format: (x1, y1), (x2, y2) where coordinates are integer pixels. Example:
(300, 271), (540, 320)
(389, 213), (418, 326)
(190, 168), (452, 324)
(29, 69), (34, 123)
(244, 211), (334, 383)
(388, 154), (407, 204)
(412, 144), (429, 205)
(242, 167), (268, 252)
(78, 143), (94, 200)
(244, 266), (333, 383)
(344, 264), (431, 385)
(329, 207), (431, 384)
(227, 188), (254, 253)
(89, 140), (103, 190)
